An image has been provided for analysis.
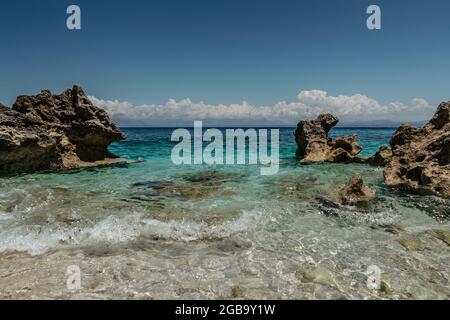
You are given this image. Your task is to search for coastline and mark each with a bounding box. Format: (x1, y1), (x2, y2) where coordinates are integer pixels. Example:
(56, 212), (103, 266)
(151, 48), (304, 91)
(0, 89), (449, 300)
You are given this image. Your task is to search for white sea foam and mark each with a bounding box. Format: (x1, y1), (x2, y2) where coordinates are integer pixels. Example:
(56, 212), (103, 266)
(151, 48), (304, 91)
(83, 215), (141, 243)
(141, 209), (263, 241)
(0, 210), (266, 255)
(0, 225), (78, 255)
(0, 215), (10, 222)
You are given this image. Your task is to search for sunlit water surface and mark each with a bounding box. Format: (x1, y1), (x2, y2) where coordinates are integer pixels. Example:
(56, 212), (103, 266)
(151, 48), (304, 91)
(0, 128), (449, 299)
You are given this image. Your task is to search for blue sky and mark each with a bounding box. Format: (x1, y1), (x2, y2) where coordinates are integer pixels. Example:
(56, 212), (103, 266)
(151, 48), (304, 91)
(1, 0), (449, 126)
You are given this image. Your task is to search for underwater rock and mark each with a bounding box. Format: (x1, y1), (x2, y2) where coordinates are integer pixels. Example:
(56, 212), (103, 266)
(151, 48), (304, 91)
(398, 194), (450, 222)
(384, 101), (450, 198)
(131, 183), (221, 201)
(429, 229), (450, 246)
(335, 175), (376, 206)
(131, 180), (175, 190)
(82, 245), (118, 257)
(398, 238), (427, 251)
(370, 223), (404, 235)
(180, 170), (248, 185)
(129, 171), (241, 202)
(54, 212), (80, 225)
(271, 175), (319, 202)
(408, 286), (446, 300)
(367, 146), (393, 167)
(216, 239), (252, 253)
(296, 266), (342, 290)
(231, 286), (245, 298)
(316, 196), (341, 210)
(294, 113), (363, 163)
(380, 279), (394, 295)
(0, 86), (126, 173)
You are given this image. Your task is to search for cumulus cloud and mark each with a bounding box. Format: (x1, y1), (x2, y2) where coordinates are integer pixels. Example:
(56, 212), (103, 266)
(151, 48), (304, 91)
(89, 90), (435, 127)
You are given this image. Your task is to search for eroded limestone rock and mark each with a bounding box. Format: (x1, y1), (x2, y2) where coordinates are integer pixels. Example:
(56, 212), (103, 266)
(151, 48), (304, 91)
(384, 101), (450, 198)
(294, 114), (363, 163)
(335, 175), (376, 206)
(0, 86), (126, 173)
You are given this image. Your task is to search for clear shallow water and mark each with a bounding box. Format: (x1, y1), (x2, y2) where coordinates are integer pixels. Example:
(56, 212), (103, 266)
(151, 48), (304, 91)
(0, 128), (449, 299)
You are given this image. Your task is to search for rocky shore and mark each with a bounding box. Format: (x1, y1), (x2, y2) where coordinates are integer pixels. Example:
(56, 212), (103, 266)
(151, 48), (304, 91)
(384, 101), (450, 197)
(0, 88), (448, 300)
(295, 101), (450, 199)
(0, 86), (126, 173)
(1, 85), (448, 200)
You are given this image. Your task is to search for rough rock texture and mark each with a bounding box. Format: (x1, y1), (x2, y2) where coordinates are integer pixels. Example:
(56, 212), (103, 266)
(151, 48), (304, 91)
(367, 145), (393, 167)
(0, 86), (126, 173)
(335, 175), (376, 206)
(295, 114), (363, 163)
(384, 101), (450, 197)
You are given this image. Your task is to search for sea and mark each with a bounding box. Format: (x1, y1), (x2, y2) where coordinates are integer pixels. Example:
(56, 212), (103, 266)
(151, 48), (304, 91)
(0, 128), (449, 299)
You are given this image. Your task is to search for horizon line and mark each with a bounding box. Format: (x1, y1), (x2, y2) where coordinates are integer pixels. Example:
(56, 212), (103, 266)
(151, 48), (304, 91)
(118, 126), (403, 129)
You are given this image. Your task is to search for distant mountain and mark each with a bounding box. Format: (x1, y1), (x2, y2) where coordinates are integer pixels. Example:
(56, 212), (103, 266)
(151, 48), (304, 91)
(338, 119), (427, 128)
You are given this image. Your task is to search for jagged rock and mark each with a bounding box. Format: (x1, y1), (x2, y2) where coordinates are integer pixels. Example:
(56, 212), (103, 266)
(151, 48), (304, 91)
(294, 113), (363, 163)
(0, 104), (61, 172)
(367, 146), (393, 167)
(384, 101), (450, 198)
(0, 86), (126, 173)
(335, 175), (376, 206)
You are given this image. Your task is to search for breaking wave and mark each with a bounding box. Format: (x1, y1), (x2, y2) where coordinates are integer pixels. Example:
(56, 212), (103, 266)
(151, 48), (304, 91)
(0, 210), (265, 255)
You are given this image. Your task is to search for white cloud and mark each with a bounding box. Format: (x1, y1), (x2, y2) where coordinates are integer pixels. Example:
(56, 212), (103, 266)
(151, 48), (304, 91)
(88, 90), (436, 126)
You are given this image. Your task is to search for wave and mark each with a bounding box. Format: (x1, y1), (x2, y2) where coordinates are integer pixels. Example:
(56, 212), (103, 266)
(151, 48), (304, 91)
(0, 210), (265, 256)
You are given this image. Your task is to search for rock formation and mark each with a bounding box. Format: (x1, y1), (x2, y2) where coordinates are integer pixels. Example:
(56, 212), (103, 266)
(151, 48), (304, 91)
(335, 175), (376, 206)
(367, 145), (393, 167)
(295, 114), (363, 163)
(383, 101), (450, 198)
(0, 86), (126, 173)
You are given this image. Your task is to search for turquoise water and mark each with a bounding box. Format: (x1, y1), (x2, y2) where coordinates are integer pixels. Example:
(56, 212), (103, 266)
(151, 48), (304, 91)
(0, 128), (449, 299)
(111, 127), (392, 163)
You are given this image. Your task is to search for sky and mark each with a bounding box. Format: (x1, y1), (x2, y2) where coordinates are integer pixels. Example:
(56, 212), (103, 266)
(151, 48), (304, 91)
(0, 0), (449, 126)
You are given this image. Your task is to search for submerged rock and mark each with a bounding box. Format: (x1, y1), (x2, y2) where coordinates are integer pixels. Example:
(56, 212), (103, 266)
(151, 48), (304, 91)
(129, 171), (242, 202)
(398, 238), (427, 251)
(370, 223), (404, 235)
(0, 86), (126, 173)
(216, 239), (252, 253)
(384, 101), (450, 198)
(408, 286), (447, 300)
(379, 279), (395, 295)
(230, 286), (245, 298)
(54, 212), (80, 225)
(296, 266), (342, 290)
(180, 170), (248, 185)
(429, 229), (450, 246)
(294, 113), (363, 163)
(131, 180), (175, 190)
(335, 175), (376, 206)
